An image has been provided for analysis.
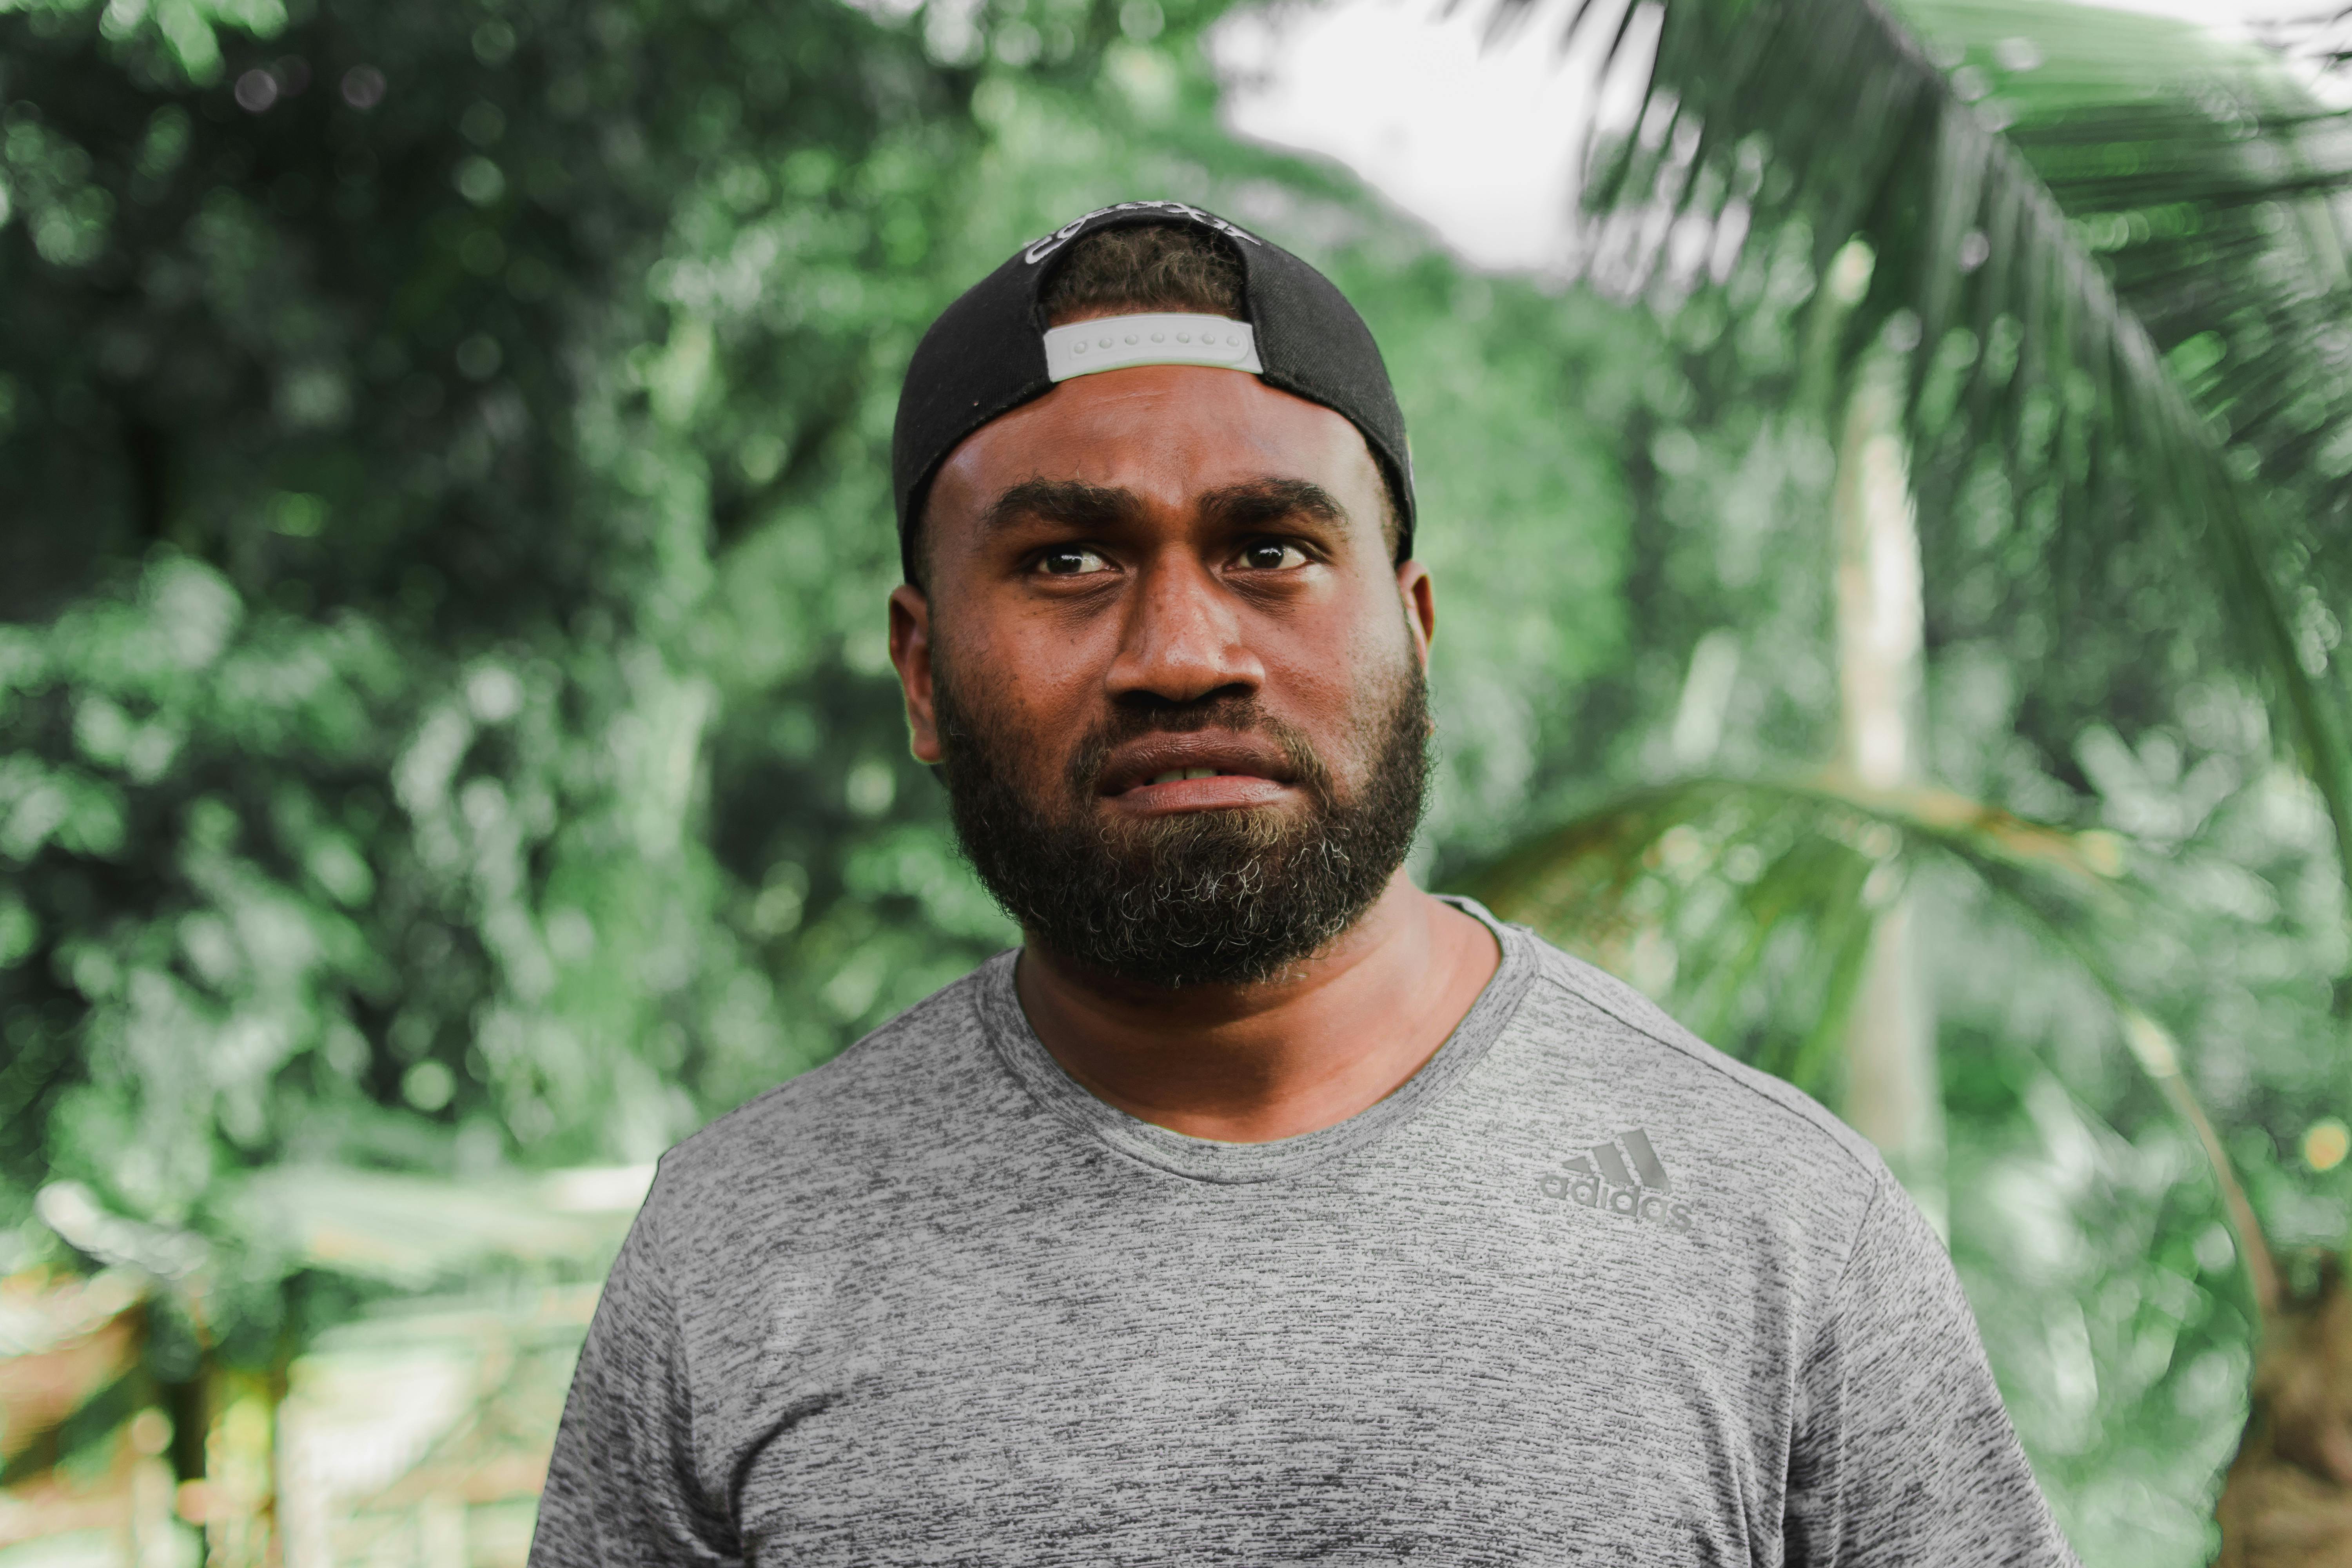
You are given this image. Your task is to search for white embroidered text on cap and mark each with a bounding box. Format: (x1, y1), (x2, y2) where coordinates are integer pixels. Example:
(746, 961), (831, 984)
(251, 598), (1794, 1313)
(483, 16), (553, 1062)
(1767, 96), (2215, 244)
(1043, 314), (1263, 383)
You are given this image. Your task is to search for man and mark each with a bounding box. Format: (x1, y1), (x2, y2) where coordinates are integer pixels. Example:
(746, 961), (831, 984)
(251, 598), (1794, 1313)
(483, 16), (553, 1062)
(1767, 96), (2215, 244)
(531, 201), (2078, 1565)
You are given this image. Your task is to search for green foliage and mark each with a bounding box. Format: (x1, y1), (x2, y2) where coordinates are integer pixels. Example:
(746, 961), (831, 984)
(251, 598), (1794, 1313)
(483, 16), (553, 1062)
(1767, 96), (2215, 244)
(1527, 0), (2352, 978)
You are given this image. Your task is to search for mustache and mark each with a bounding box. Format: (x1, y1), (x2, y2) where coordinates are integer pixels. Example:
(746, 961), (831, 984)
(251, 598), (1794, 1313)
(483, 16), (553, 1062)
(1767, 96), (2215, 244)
(1061, 694), (1336, 806)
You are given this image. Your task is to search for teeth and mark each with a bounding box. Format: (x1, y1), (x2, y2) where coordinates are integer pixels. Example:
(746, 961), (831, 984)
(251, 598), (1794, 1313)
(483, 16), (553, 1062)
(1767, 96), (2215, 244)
(1147, 768), (1223, 785)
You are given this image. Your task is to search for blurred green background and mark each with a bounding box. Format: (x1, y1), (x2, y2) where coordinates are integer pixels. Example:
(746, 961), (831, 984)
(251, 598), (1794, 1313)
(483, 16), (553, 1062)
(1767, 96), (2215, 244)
(6, 0), (2352, 1561)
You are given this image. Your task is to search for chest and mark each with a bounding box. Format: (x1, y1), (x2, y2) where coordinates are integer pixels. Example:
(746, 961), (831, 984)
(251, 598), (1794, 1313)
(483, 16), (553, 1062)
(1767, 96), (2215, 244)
(702, 1175), (1799, 1566)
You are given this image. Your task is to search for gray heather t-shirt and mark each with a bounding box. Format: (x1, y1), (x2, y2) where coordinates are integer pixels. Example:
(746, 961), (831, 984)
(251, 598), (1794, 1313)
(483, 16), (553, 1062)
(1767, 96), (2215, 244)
(532, 901), (2077, 1567)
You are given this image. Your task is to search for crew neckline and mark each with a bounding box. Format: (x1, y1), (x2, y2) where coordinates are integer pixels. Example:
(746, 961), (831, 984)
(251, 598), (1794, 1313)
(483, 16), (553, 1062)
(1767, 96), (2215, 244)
(975, 895), (1538, 1185)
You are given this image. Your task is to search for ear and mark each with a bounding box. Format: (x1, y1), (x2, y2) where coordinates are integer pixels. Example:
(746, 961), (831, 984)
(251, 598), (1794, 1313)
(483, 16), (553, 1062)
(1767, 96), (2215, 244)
(888, 584), (945, 764)
(1395, 558), (1436, 664)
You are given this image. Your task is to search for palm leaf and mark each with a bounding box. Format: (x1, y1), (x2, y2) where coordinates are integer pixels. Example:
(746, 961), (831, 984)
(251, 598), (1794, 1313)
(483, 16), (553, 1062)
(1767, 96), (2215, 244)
(33, 1166), (652, 1295)
(227, 1165), (648, 1289)
(1513, 0), (2352, 998)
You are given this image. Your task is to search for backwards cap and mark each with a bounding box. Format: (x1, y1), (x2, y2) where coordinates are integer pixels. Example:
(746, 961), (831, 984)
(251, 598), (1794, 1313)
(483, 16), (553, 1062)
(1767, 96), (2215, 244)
(890, 200), (1416, 581)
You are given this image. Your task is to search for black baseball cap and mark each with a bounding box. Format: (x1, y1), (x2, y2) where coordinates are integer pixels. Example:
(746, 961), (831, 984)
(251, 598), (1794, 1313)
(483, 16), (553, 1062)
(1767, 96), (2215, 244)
(890, 200), (1416, 582)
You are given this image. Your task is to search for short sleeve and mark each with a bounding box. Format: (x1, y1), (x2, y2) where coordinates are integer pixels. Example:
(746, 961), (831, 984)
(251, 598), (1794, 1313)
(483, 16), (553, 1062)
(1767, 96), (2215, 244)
(1784, 1177), (2081, 1568)
(528, 1196), (740, 1568)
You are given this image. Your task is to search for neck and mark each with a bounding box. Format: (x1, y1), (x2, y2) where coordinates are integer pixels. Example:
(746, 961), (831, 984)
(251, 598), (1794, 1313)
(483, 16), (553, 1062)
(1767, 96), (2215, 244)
(1012, 871), (1502, 1143)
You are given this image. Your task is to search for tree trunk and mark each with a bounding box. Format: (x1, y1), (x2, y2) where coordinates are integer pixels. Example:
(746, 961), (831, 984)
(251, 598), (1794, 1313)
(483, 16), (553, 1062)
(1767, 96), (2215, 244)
(2219, 1259), (2352, 1566)
(1830, 354), (1946, 1230)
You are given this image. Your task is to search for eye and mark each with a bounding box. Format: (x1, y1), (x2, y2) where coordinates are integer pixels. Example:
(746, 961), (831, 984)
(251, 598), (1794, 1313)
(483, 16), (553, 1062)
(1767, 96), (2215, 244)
(1035, 546), (1112, 577)
(1238, 541), (1309, 571)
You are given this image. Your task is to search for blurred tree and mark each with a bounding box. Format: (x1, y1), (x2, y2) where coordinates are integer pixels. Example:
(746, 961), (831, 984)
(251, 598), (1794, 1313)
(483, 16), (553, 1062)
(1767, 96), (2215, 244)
(1525, 0), (2352, 959)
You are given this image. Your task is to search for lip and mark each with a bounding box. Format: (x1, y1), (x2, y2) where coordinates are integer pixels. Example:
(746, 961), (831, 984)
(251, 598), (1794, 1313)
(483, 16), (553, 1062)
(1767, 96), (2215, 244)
(1096, 731), (1299, 813)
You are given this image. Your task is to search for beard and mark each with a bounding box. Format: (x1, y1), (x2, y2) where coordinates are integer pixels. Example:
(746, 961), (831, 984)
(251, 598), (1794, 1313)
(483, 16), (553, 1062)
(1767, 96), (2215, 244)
(932, 652), (1433, 989)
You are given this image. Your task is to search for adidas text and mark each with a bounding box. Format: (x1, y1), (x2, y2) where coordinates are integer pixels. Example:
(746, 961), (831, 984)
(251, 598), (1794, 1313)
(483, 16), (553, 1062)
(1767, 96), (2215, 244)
(1539, 1127), (1695, 1234)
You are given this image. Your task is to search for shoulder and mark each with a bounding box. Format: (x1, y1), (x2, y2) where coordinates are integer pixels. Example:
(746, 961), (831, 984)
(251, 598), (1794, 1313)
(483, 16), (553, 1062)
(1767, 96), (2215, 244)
(639, 958), (1008, 1236)
(1485, 924), (1896, 1243)
(1532, 935), (1883, 1172)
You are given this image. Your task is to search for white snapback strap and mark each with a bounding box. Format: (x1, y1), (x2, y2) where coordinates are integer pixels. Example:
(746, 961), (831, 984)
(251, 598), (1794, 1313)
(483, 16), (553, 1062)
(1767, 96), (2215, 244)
(1042, 313), (1263, 383)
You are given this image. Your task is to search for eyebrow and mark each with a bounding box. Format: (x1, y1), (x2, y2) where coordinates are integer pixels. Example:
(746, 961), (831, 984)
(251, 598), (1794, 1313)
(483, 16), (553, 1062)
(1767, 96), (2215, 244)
(982, 479), (1140, 535)
(980, 476), (1350, 535)
(1198, 478), (1350, 533)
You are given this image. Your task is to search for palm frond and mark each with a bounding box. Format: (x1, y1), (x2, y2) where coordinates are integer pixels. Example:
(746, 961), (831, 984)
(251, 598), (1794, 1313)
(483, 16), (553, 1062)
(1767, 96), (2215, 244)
(1512, 0), (2352, 991)
(222, 1165), (648, 1290)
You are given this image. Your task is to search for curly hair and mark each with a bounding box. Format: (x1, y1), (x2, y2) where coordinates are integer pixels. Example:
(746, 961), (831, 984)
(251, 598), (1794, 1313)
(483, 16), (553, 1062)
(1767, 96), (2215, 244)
(1038, 223), (1247, 323)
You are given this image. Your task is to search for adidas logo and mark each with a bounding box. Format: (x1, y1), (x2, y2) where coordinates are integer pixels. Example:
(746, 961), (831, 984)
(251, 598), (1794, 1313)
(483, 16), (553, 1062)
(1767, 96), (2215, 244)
(1539, 1127), (1695, 1234)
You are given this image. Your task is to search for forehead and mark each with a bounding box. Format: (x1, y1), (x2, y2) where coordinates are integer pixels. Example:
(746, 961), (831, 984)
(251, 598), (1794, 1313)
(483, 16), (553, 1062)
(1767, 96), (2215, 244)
(927, 365), (1385, 530)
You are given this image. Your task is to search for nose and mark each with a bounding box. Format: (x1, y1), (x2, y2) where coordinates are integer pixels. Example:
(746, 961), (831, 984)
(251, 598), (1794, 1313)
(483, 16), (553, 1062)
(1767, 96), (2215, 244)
(1103, 549), (1264, 706)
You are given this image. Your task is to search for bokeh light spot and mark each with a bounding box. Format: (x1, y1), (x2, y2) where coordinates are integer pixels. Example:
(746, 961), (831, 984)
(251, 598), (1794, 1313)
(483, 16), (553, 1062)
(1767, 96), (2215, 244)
(2305, 1118), (2350, 1172)
(234, 69), (278, 113)
(340, 65), (386, 111)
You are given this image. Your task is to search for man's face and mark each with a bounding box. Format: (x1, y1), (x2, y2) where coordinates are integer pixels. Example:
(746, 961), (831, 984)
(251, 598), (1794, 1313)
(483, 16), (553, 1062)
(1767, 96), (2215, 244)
(888, 359), (1437, 987)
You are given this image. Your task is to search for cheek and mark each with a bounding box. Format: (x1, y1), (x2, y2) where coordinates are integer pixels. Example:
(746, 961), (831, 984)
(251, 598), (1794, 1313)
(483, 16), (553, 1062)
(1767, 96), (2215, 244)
(1265, 592), (1415, 768)
(945, 622), (1097, 771)
(1348, 579), (1418, 670)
